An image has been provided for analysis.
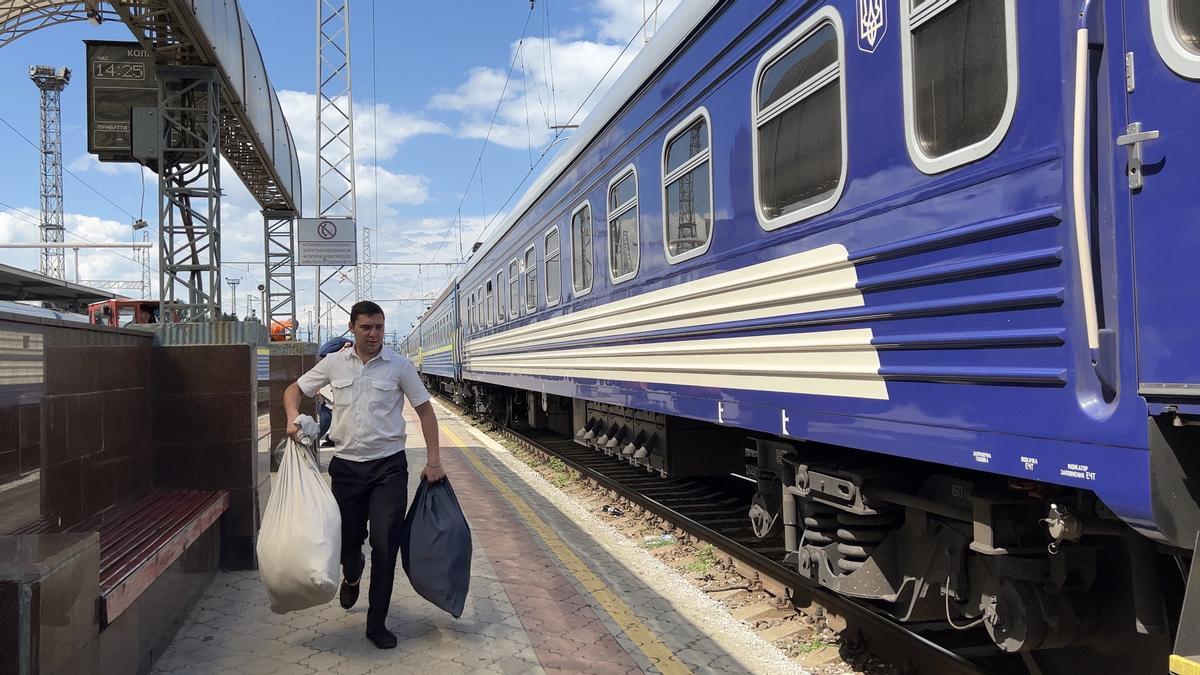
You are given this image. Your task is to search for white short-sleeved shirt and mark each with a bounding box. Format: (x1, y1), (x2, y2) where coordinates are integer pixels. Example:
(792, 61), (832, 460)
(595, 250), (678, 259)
(296, 346), (431, 462)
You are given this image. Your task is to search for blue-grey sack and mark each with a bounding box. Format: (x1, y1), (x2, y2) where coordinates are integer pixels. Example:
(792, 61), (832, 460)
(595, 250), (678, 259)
(399, 477), (472, 618)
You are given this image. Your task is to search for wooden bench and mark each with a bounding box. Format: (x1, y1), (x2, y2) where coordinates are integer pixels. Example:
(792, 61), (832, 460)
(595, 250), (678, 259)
(9, 489), (228, 627)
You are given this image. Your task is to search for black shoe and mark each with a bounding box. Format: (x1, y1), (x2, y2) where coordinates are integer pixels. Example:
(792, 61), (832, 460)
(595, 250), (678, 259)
(339, 553), (365, 609)
(339, 577), (360, 609)
(365, 626), (397, 649)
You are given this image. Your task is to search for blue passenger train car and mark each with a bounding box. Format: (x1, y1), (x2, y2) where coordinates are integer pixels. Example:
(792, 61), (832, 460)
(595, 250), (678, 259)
(409, 1), (1200, 667)
(415, 283), (458, 386)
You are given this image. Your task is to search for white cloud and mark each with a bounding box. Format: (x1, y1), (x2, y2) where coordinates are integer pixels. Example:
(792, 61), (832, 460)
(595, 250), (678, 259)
(592, 0), (682, 43)
(0, 208), (40, 244)
(431, 36), (635, 151)
(277, 90), (448, 164)
(430, 67), (511, 112)
(275, 90), (441, 215)
(355, 164), (429, 208)
(429, 0), (683, 152)
(67, 153), (142, 176)
(0, 207), (151, 290)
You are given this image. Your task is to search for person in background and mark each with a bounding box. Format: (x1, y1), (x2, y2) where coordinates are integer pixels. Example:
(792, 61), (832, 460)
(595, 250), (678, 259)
(283, 301), (444, 649)
(316, 336), (353, 447)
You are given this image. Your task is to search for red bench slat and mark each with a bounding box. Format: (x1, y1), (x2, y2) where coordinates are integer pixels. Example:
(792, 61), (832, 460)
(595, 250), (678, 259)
(98, 493), (213, 585)
(94, 490), (228, 626)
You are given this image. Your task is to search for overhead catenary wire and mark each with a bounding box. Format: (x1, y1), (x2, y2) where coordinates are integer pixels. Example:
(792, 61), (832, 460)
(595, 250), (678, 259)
(544, 0), (558, 126)
(0, 201), (41, 226)
(519, 47), (535, 168)
(461, 4), (664, 250)
(0, 199), (146, 267)
(371, 0), (380, 289)
(404, 2), (667, 325)
(0, 115), (138, 222)
(427, 1), (536, 265)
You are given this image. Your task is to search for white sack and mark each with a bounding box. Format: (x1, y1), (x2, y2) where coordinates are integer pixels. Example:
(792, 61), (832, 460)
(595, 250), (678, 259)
(256, 433), (341, 613)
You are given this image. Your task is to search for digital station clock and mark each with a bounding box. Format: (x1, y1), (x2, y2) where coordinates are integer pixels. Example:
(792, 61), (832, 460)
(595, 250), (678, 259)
(92, 61), (146, 81)
(84, 41), (156, 161)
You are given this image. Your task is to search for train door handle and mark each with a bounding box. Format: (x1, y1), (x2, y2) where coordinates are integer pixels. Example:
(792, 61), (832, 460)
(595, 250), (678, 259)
(1116, 122), (1160, 190)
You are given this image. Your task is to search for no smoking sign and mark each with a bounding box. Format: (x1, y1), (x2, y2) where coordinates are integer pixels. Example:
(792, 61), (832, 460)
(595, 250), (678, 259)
(298, 217), (356, 266)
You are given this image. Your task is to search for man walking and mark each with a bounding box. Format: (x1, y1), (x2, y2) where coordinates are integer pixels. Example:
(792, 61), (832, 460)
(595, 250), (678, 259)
(283, 301), (445, 649)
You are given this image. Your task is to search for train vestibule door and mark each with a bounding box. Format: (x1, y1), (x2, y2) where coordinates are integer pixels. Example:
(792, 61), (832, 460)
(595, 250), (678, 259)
(1122, 0), (1200, 394)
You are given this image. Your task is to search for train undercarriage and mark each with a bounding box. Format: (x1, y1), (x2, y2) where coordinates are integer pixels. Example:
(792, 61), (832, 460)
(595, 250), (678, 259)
(434, 375), (1186, 669)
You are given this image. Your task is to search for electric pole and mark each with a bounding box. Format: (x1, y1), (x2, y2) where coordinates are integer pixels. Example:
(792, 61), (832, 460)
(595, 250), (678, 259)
(226, 277), (240, 319)
(315, 0), (358, 343)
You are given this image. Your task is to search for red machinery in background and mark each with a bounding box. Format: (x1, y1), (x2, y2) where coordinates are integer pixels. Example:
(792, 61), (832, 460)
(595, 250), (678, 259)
(87, 299), (170, 327)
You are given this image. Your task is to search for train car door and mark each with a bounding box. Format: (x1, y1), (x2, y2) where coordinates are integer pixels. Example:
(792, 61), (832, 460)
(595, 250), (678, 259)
(1122, 0), (1200, 393)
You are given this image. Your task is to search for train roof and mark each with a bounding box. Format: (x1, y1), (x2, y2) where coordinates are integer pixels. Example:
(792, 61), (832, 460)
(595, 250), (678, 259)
(418, 282), (456, 324)
(453, 0), (720, 286)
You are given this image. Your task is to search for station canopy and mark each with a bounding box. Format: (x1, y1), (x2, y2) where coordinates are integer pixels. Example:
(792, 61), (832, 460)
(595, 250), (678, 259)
(0, 262), (122, 310)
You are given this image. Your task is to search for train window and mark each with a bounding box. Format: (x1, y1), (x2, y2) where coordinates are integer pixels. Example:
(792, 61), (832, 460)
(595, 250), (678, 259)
(477, 286), (484, 330)
(752, 10), (846, 229)
(485, 280), (494, 327)
(607, 166), (640, 282)
(570, 201), (593, 297)
(544, 227), (561, 306)
(662, 108), (713, 262)
(524, 245), (538, 311)
(902, 0), (1017, 173)
(496, 270), (505, 324)
(1177, 0), (1200, 52)
(1150, 0), (1200, 78)
(509, 259), (520, 318)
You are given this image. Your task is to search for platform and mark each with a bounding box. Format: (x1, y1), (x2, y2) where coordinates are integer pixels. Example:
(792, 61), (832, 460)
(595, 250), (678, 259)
(150, 402), (800, 675)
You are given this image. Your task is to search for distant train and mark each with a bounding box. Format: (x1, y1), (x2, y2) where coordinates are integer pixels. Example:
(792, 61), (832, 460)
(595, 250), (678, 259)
(0, 300), (88, 323)
(405, 1), (1200, 670)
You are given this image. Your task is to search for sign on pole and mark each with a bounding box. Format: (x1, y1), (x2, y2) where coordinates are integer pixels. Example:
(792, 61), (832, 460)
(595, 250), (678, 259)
(297, 218), (357, 266)
(84, 41), (156, 163)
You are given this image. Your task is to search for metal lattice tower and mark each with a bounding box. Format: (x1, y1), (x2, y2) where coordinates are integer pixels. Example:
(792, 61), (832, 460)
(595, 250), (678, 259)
(156, 66), (222, 321)
(264, 209), (297, 337)
(140, 230), (151, 298)
(674, 125), (704, 254)
(28, 65), (70, 280)
(362, 226), (373, 299)
(315, 0), (358, 343)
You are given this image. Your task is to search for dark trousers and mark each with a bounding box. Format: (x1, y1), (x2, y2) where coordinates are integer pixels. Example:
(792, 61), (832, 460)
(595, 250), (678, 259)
(328, 451), (409, 629)
(318, 403), (332, 440)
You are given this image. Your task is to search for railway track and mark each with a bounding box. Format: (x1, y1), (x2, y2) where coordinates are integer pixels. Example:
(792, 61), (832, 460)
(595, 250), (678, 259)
(443, 400), (1029, 675)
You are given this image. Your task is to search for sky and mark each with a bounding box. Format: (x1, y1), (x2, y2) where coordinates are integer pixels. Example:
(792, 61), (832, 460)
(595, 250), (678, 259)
(0, 0), (681, 338)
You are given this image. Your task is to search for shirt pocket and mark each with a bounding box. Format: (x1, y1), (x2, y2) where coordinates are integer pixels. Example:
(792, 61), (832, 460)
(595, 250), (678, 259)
(330, 379), (354, 407)
(367, 379), (401, 416)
